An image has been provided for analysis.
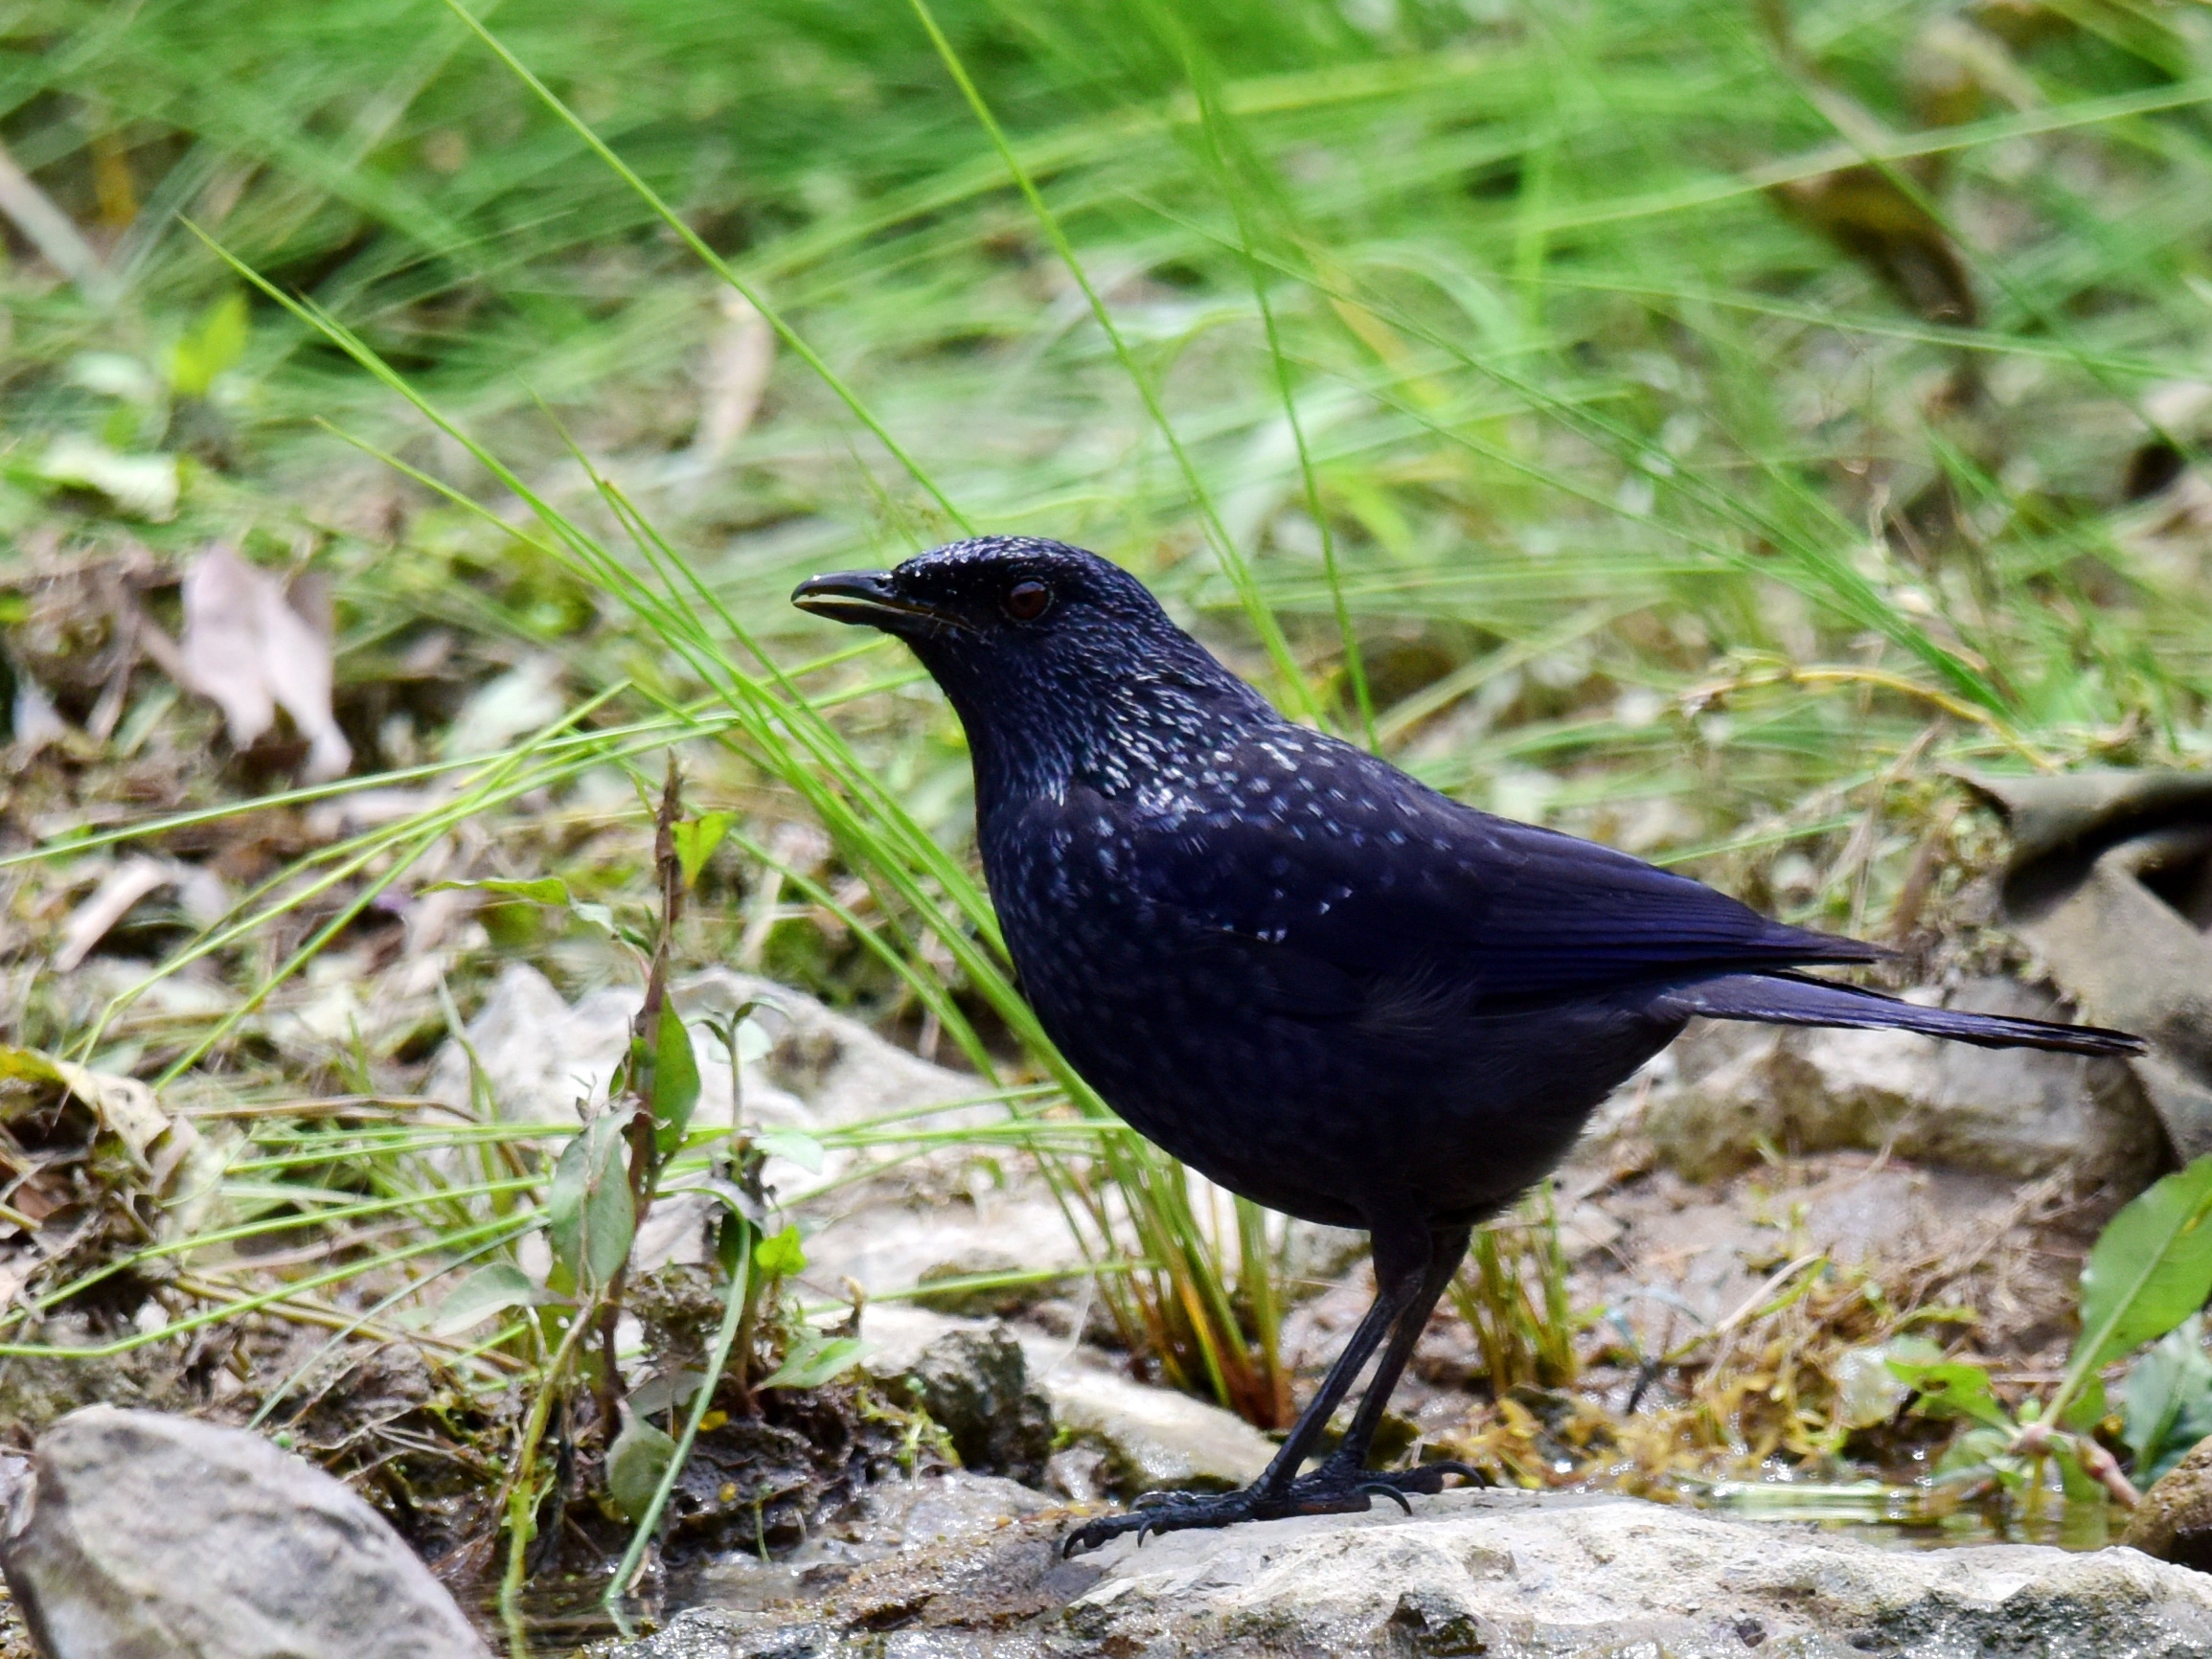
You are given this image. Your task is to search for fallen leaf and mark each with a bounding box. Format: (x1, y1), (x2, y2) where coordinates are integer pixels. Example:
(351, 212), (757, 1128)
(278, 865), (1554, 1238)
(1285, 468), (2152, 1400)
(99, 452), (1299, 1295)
(54, 856), (171, 972)
(443, 654), (564, 760)
(0, 1043), (218, 1249)
(40, 436), (179, 521)
(11, 667), (68, 752)
(179, 545), (274, 746)
(1770, 165), (1977, 327)
(176, 544), (352, 782)
(606, 1410), (677, 1521)
(694, 290), (775, 466)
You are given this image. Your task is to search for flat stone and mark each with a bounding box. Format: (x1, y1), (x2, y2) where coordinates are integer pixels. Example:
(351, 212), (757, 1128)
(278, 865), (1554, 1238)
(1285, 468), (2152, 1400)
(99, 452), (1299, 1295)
(1644, 979), (2162, 1187)
(1038, 1363), (1274, 1496)
(0, 1405), (490, 1659)
(422, 965), (975, 1138)
(670, 1468), (1056, 1619)
(422, 966), (992, 1273)
(602, 1489), (2212, 1659)
(800, 1186), (1083, 1308)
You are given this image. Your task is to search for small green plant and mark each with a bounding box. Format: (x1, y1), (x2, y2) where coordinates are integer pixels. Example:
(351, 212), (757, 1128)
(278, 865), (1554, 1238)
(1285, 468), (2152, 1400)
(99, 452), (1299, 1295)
(1450, 1183), (1579, 1398)
(425, 765), (865, 1631)
(1890, 1155), (2212, 1510)
(1057, 1146), (1294, 1428)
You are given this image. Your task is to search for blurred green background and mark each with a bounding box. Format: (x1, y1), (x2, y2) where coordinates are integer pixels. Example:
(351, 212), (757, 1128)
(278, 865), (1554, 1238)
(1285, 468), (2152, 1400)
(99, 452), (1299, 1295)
(6, 0), (2207, 909)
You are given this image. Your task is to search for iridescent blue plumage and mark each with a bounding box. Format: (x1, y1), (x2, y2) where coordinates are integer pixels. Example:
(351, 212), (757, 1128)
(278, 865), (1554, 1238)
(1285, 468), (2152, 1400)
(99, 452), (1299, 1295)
(793, 535), (2140, 1553)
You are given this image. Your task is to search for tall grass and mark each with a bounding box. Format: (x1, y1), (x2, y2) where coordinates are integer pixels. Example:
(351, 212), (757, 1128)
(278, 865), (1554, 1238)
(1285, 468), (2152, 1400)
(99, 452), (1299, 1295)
(5, 0), (2212, 1466)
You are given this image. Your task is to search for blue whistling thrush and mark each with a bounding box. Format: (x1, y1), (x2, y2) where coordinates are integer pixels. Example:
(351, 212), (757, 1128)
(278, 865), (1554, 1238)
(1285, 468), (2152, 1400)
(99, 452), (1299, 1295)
(793, 535), (2141, 1556)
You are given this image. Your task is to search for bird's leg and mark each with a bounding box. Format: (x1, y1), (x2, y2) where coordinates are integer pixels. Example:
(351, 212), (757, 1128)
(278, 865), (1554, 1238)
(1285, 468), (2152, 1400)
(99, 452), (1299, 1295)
(1287, 1224), (1480, 1511)
(1060, 1222), (1479, 1556)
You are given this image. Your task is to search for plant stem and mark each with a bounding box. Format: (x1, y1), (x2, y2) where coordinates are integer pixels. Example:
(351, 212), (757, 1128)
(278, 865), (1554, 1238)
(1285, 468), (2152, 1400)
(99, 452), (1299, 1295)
(498, 1296), (602, 1629)
(604, 1224), (754, 1637)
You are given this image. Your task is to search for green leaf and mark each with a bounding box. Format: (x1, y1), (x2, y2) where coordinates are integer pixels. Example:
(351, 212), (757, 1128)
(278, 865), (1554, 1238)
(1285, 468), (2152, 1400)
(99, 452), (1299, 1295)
(2051, 1436), (2108, 1505)
(426, 875), (572, 905)
(1933, 1423), (2018, 1487)
(2123, 1316), (2212, 1484)
(2075, 1156), (2212, 1375)
(546, 1114), (635, 1291)
(757, 1126), (825, 1172)
(167, 292), (249, 398)
(428, 1263), (556, 1335)
(2062, 1371), (2109, 1434)
(755, 1223), (807, 1279)
(1888, 1358), (2017, 1432)
(716, 1210), (754, 1278)
(0, 1044), (68, 1093)
(650, 1002), (701, 1155)
(422, 876), (621, 938)
(605, 1411), (677, 1522)
(673, 812), (734, 888)
(758, 1331), (868, 1392)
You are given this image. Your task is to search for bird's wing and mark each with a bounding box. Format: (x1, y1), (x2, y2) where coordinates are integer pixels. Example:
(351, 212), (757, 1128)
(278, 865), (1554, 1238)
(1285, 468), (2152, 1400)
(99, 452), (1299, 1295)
(1116, 735), (1879, 1013)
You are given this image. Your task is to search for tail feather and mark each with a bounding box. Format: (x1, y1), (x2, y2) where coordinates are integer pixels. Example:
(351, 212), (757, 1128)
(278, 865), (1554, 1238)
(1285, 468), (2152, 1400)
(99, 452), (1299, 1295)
(1663, 972), (2144, 1057)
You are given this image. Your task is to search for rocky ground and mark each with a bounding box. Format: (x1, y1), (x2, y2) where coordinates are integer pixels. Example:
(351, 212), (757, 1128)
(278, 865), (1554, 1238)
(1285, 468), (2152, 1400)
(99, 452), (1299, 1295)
(604, 1486), (2212, 1659)
(3, 894), (2206, 1655)
(17, 1411), (2212, 1659)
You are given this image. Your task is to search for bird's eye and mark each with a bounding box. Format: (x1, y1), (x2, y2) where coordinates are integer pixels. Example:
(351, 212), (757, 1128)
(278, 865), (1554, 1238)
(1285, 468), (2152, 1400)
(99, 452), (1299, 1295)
(1004, 580), (1052, 622)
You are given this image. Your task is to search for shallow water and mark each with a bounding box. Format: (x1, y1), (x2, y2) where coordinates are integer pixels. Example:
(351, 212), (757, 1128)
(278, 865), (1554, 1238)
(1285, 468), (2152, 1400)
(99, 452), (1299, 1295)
(1700, 1479), (2113, 1552)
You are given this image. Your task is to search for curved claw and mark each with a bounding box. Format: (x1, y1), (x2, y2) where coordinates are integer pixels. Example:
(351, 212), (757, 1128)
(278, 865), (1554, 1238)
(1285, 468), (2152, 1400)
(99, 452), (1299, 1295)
(1060, 1488), (1265, 1557)
(1060, 1511), (1147, 1558)
(1420, 1459), (1486, 1487)
(1358, 1480), (1414, 1516)
(1060, 1465), (1460, 1557)
(1382, 1459), (1484, 1496)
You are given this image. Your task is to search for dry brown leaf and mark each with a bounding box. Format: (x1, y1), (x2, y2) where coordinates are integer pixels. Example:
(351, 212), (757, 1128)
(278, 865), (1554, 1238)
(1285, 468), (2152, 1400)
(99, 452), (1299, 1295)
(176, 543), (352, 782)
(1769, 166), (1976, 327)
(53, 856), (171, 973)
(10, 664), (68, 753)
(692, 289), (776, 468)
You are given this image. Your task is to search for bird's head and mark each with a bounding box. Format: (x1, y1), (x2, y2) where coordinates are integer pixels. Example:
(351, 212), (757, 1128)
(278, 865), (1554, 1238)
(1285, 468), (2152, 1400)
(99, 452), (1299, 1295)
(792, 536), (1273, 803)
(791, 535), (1167, 649)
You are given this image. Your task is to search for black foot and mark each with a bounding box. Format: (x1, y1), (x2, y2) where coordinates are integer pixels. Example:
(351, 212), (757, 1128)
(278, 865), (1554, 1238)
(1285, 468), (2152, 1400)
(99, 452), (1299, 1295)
(1059, 1460), (1484, 1557)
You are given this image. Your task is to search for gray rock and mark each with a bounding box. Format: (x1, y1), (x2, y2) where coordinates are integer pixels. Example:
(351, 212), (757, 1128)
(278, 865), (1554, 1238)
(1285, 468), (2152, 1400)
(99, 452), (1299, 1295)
(896, 1325), (1056, 1488)
(0, 1405), (490, 1659)
(422, 965), (973, 1139)
(1280, 1219), (1368, 1286)
(423, 966), (994, 1275)
(700, 967), (980, 1130)
(1039, 1361), (1275, 1497)
(2127, 1432), (2212, 1572)
(801, 1185), (1085, 1307)
(421, 964), (820, 1137)
(673, 1468), (1055, 1619)
(604, 1489), (2212, 1659)
(863, 1305), (1275, 1497)
(1644, 978), (2162, 1186)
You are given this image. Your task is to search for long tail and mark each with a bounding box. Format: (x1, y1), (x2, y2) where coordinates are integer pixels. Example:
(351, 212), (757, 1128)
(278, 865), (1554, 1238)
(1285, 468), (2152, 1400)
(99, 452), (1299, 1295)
(1661, 972), (2143, 1057)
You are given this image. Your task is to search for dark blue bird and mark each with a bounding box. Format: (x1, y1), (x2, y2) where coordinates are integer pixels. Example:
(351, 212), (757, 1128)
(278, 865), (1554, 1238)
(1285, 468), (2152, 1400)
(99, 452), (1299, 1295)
(793, 535), (2141, 1554)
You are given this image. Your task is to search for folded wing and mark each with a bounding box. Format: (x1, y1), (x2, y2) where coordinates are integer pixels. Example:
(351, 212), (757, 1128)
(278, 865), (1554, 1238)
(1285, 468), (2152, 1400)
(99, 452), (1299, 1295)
(1126, 736), (1879, 1013)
